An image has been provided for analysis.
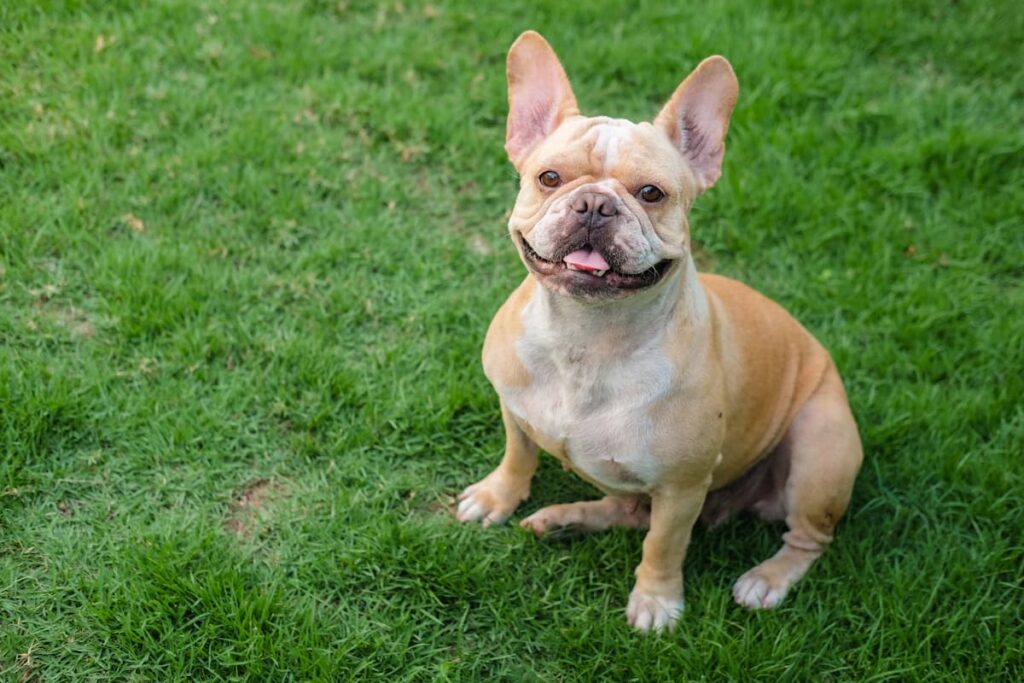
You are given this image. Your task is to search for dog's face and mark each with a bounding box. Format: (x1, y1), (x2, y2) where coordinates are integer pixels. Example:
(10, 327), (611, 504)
(510, 117), (692, 299)
(504, 32), (738, 299)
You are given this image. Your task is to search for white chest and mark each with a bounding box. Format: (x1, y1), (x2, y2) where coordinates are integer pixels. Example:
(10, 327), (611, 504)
(502, 332), (674, 494)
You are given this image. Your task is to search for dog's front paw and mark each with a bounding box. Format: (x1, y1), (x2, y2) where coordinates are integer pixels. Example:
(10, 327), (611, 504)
(733, 567), (790, 609)
(456, 472), (529, 527)
(626, 589), (684, 632)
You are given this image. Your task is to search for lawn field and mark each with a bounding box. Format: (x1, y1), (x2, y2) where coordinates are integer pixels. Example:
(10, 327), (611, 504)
(1, 0), (1022, 680)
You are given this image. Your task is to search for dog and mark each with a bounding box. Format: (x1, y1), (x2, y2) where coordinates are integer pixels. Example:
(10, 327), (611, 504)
(456, 31), (863, 632)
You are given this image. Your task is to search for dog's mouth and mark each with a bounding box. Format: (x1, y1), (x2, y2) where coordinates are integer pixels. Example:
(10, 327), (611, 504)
(519, 234), (674, 293)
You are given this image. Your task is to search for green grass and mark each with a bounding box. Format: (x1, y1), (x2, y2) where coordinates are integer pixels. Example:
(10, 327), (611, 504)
(1, 0), (1022, 680)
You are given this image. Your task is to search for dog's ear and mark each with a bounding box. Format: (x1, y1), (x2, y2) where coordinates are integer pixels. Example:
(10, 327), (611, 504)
(654, 56), (738, 192)
(505, 31), (579, 169)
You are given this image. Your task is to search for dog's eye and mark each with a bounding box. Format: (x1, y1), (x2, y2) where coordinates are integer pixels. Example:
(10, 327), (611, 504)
(638, 185), (665, 203)
(538, 170), (561, 188)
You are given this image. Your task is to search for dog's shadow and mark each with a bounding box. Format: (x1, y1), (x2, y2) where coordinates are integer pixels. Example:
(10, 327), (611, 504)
(519, 456), (784, 570)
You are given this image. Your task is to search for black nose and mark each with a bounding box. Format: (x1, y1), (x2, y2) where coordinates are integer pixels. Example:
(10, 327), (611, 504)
(572, 192), (617, 228)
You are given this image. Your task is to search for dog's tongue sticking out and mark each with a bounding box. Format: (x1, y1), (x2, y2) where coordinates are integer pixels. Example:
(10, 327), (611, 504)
(563, 248), (610, 274)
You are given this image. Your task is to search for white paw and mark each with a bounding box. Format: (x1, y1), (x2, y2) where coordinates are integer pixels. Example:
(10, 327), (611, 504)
(733, 569), (788, 609)
(626, 590), (683, 632)
(455, 479), (523, 527)
(519, 507), (563, 537)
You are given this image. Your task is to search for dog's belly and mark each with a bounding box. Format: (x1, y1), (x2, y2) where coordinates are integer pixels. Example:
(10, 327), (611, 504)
(502, 355), (673, 495)
(515, 403), (659, 494)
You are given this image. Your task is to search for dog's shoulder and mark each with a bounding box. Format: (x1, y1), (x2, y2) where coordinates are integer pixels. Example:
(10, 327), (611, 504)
(698, 272), (817, 346)
(482, 276), (536, 389)
(697, 271), (833, 461)
(698, 271), (831, 377)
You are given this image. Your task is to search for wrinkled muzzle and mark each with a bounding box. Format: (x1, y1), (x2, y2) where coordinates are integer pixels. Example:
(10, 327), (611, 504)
(524, 185), (659, 275)
(516, 184), (678, 297)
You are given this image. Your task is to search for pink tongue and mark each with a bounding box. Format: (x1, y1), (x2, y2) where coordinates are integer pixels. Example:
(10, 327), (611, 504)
(563, 248), (610, 272)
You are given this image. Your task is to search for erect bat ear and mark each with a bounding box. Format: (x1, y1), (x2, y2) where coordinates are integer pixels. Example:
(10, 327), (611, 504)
(505, 31), (579, 169)
(654, 56), (739, 193)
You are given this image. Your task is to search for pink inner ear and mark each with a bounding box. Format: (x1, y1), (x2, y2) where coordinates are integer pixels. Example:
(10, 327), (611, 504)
(505, 33), (578, 164)
(680, 107), (726, 187)
(507, 97), (559, 161)
(655, 57), (737, 191)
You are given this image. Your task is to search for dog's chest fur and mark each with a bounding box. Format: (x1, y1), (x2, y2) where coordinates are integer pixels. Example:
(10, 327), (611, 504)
(500, 292), (676, 494)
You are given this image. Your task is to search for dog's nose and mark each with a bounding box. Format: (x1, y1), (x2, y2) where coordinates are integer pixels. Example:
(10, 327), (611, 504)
(572, 192), (617, 227)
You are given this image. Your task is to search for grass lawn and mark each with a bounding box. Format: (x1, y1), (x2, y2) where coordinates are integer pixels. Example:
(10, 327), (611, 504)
(2, 0), (1022, 680)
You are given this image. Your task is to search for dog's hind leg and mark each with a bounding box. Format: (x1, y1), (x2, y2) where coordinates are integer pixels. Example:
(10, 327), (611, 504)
(520, 495), (650, 537)
(733, 364), (863, 609)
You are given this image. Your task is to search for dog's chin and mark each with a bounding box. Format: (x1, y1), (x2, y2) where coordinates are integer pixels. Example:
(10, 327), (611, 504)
(518, 233), (676, 299)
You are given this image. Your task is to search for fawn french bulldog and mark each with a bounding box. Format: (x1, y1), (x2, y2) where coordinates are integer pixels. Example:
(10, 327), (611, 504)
(457, 31), (863, 632)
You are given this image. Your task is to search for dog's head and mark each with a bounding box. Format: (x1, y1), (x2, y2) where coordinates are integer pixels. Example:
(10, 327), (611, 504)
(504, 31), (738, 299)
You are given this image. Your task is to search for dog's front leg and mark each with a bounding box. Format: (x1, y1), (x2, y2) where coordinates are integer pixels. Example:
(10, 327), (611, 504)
(457, 401), (538, 526)
(627, 476), (711, 632)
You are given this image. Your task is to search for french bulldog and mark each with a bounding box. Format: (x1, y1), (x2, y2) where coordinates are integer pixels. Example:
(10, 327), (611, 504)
(457, 31), (863, 632)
